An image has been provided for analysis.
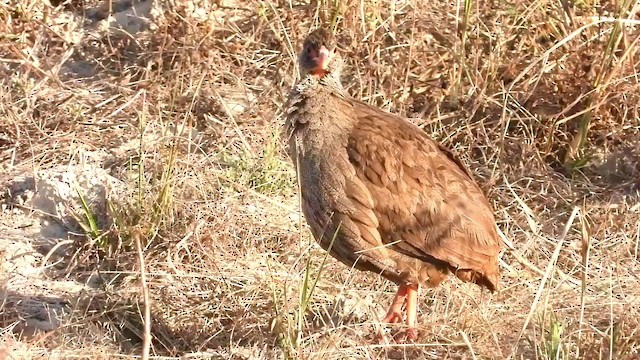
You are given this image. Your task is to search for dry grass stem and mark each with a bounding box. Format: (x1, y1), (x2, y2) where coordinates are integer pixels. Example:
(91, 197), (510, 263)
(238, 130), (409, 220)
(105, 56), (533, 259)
(133, 228), (152, 360)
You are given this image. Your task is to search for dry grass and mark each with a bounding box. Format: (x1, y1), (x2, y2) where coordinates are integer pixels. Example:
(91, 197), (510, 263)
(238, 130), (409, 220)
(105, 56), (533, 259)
(1, 0), (639, 359)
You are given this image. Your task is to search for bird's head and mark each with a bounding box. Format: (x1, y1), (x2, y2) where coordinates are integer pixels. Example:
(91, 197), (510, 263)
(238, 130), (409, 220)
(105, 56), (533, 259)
(299, 28), (343, 80)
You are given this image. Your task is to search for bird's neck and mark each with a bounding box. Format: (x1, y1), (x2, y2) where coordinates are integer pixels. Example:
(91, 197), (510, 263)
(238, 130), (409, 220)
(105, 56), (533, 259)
(295, 73), (345, 96)
(284, 72), (350, 140)
(318, 74), (344, 92)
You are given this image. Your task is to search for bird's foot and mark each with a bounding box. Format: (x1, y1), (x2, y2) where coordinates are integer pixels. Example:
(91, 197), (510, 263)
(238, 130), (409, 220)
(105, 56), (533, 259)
(392, 327), (419, 343)
(380, 311), (403, 324)
(373, 283), (420, 344)
(373, 310), (404, 344)
(373, 327), (419, 344)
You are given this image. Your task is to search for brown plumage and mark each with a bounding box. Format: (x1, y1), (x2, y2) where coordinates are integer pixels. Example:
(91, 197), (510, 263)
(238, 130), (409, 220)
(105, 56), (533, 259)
(283, 28), (502, 341)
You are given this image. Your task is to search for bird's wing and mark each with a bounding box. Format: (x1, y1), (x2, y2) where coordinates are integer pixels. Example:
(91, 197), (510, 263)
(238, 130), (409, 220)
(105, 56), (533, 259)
(343, 99), (501, 290)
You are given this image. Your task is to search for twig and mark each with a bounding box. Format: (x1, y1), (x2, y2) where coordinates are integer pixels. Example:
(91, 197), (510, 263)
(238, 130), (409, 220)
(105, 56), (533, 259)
(460, 330), (478, 360)
(133, 228), (151, 360)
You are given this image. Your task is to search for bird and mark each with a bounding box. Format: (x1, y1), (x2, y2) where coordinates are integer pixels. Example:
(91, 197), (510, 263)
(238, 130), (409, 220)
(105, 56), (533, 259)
(282, 28), (502, 342)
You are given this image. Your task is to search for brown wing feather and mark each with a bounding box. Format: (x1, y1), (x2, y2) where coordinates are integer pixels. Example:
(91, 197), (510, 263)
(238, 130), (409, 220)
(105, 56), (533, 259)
(345, 99), (501, 291)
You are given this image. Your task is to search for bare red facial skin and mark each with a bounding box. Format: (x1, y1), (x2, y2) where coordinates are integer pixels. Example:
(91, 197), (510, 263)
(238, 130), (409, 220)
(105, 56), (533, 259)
(309, 45), (333, 76)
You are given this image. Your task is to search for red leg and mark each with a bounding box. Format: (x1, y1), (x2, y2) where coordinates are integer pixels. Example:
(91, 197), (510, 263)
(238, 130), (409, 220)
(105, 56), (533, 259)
(374, 284), (408, 344)
(381, 284), (408, 324)
(404, 283), (420, 341)
(376, 283), (421, 344)
(391, 283), (420, 343)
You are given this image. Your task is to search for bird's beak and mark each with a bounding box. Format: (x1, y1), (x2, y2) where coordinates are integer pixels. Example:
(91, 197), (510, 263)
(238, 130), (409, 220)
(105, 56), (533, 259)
(311, 46), (333, 76)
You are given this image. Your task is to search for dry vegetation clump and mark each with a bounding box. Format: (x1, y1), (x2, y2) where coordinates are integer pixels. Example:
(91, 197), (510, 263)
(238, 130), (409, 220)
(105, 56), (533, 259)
(0, 0), (639, 359)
